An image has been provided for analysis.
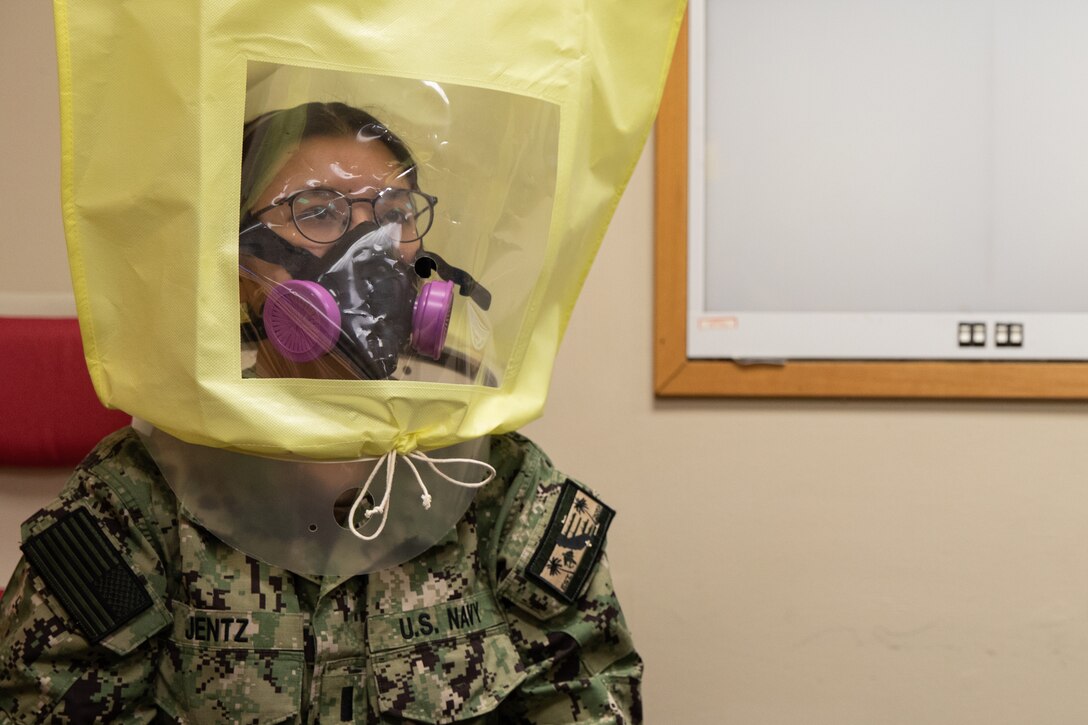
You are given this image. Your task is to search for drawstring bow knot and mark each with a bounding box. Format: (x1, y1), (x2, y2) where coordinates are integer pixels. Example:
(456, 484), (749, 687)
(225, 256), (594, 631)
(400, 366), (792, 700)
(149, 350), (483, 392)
(347, 450), (496, 541)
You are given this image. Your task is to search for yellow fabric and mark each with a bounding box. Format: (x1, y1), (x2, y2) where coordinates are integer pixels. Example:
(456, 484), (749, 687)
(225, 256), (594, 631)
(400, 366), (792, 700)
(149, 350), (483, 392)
(54, 0), (686, 459)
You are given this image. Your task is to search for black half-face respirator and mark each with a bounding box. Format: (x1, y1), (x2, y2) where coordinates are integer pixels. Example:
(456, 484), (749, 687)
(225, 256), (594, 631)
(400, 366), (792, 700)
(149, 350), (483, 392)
(240, 218), (491, 379)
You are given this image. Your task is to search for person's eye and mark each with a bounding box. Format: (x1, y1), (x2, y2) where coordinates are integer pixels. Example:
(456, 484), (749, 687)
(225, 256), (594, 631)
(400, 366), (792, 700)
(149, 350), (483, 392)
(297, 204), (336, 222)
(379, 208), (411, 225)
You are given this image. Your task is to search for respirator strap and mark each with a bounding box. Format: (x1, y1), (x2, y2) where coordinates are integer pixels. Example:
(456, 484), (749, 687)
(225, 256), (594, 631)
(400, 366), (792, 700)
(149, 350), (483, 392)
(414, 252), (493, 310)
(347, 451), (496, 542)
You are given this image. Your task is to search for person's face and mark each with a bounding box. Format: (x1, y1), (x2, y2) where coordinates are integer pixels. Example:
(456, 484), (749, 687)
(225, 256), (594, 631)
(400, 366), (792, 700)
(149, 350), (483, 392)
(253, 134), (419, 260)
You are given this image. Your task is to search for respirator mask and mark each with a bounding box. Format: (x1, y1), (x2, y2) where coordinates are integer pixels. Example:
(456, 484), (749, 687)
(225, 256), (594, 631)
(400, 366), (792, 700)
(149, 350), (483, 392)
(239, 201), (490, 380)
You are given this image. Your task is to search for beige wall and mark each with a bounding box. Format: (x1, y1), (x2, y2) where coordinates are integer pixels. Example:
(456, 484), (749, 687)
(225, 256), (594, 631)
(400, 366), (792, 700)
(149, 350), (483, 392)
(0, 4), (70, 316)
(6, 3), (1088, 722)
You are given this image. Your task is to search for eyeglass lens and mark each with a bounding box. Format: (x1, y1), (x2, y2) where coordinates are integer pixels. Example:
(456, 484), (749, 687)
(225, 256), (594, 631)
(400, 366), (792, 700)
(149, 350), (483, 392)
(291, 189), (434, 244)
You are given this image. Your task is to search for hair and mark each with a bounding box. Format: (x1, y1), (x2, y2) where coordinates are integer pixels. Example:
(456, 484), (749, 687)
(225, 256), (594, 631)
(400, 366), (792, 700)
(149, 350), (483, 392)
(239, 101), (418, 215)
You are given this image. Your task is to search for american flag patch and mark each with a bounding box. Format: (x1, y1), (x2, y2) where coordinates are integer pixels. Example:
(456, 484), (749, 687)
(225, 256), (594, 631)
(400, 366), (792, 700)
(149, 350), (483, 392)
(22, 507), (152, 643)
(526, 479), (615, 603)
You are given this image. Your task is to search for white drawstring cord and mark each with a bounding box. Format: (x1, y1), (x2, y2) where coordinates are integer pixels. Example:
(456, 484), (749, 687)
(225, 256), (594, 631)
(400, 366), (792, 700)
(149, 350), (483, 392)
(346, 451), (496, 542)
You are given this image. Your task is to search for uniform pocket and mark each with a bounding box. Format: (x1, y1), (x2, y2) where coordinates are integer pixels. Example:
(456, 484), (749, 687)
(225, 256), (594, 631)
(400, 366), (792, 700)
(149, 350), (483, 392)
(369, 627), (526, 723)
(154, 601), (306, 724)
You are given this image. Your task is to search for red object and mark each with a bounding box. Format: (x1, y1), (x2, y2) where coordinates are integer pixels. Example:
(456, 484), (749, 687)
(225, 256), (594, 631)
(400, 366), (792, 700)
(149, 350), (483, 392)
(0, 317), (131, 466)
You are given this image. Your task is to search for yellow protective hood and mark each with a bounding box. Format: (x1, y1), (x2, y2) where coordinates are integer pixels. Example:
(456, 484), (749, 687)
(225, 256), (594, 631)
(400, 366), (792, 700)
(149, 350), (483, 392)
(55, 1), (685, 459)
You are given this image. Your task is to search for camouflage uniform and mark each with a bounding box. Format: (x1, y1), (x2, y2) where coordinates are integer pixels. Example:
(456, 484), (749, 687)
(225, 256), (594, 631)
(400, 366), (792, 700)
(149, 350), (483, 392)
(0, 429), (641, 724)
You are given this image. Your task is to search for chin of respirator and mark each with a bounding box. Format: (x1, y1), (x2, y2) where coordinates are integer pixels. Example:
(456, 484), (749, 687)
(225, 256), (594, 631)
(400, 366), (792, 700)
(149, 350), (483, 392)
(240, 220), (491, 379)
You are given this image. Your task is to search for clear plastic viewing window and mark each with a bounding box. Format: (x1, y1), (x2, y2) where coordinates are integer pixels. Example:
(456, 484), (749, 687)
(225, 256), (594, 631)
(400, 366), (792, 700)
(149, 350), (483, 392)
(238, 62), (559, 386)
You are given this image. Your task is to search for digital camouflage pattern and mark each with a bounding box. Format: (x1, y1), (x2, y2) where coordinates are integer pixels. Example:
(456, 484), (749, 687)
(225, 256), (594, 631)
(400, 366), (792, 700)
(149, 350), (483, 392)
(0, 429), (641, 723)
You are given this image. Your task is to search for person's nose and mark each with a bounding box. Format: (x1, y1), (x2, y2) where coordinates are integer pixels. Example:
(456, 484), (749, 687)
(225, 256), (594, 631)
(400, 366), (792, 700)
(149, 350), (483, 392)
(348, 199), (376, 228)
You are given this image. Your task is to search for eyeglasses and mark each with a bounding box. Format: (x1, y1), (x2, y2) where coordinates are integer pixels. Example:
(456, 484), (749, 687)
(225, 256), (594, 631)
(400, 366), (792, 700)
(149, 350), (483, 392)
(252, 187), (438, 244)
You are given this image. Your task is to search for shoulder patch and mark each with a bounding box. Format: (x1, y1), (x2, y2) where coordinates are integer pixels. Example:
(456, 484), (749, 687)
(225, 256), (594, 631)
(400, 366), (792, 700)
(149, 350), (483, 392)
(21, 507), (153, 643)
(526, 479), (615, 604)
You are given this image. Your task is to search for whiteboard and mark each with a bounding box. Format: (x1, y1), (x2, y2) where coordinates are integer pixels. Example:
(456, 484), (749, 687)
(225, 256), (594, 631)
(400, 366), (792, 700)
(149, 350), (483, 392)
(687, 0), (1088, 361)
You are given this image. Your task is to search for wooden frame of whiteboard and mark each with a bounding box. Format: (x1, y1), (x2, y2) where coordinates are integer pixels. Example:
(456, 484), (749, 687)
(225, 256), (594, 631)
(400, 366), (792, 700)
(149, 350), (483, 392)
(653, 13), (1088, 400)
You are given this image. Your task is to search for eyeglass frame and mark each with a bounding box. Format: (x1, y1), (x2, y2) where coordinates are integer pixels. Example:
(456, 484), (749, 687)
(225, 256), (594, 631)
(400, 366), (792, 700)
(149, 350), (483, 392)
(250, 186), (439, 244)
